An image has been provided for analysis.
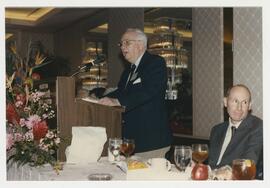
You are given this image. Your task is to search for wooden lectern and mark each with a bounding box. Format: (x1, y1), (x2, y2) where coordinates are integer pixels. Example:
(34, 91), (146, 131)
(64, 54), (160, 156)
(56, 76), (124, 161)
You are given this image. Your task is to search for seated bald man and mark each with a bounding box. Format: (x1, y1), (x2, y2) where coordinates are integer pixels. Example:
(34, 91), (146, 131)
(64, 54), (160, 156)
(209, 84), (263, 179)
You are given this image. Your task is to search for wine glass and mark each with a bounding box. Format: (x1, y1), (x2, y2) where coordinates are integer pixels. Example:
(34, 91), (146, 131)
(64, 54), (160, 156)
(108, 138), (122, 163)
(192, 144), (209, 164)
(174, 145), (192, 172)
(191, 144), (209, 180)
(120, 138), (135, 161)
(232, 159), (256, 180)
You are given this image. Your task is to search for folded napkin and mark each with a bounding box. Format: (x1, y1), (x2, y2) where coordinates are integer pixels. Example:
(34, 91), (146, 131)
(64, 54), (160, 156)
(65, 126), (107, 164)
(126, 167), (192, 181)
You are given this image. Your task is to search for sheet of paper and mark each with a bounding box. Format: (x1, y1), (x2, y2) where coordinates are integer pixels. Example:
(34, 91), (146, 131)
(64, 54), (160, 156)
(81, 97), (99, 104)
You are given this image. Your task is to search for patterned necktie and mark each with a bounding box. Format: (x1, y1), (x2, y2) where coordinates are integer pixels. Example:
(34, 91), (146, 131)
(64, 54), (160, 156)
(231, 126), (237, 141)
(125, 64), (136, 88)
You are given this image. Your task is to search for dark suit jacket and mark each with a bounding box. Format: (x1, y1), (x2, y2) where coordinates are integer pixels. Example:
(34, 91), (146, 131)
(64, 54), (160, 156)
(209, 114), (263, 170)
(106, 51), (172, 152)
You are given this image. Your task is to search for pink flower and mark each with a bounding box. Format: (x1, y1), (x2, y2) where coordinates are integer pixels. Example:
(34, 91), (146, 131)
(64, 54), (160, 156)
(54, 137), (60, 144)
(15, 101), (23, 107)
(14, 133), (23, 142)
(24, 131), (34, 141)
(25, 115), (41, 129)
(46, 131), (54, 139)
(16, 93), (26, 103)
(30, 91), (45, 102)
(19, 118), (26, 127)
(23, 106), (31, 113)
(15, 93), (26, 107)
(6, 133), (14, 150)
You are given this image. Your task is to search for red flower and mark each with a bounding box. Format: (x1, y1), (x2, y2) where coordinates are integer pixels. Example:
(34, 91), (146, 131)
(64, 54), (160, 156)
(6, 103), (19, 124)
(33, 121), (48, 141)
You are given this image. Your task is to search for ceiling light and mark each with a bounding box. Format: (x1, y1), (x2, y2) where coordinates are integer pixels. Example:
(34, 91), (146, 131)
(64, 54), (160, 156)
(5, 8), (55, 22)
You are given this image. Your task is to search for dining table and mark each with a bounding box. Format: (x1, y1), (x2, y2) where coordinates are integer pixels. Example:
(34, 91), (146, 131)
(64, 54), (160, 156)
(6, 156), (192, 181)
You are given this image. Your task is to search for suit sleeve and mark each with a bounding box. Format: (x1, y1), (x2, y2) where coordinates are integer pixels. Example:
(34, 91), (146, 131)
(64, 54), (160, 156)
(103, 69), (128, 98)
(242, 121), (263, 164)
(117, 56), (167, 112)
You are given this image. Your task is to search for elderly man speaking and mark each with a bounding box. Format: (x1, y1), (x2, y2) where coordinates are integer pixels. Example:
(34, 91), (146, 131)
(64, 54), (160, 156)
(99, 28), (172, 158)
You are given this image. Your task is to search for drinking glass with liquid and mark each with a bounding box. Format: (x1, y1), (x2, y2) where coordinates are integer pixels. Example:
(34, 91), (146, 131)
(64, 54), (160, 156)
(108, 138), (122, 163)
(232, 159), (256, 180)
(174, 145), (192, 172)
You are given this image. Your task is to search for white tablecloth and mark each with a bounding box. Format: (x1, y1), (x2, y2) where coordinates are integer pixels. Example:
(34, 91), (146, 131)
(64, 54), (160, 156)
(7, 157), (191, 181)
(7, 158), (125, 181)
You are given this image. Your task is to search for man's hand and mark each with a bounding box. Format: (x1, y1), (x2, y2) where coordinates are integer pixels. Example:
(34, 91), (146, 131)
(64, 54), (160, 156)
(98, 97), (121, 106)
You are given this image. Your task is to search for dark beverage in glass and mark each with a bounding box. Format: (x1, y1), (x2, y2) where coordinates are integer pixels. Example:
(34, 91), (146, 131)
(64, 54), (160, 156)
(191, 144), (209, 180)
(192, 144), (209, 163)
(232, 159), (256, 180)
(120, 138), (135, 160)
(192, 151), (209, 163)
(120, 142), (135, 156)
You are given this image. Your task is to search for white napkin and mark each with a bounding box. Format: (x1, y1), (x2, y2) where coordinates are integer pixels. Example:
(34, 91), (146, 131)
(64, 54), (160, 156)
(65, 126), (107, 164)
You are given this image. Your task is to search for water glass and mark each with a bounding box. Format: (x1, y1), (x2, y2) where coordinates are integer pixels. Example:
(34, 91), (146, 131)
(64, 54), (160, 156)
(108, 138), (122, 163)
(174, 145), (192, 172)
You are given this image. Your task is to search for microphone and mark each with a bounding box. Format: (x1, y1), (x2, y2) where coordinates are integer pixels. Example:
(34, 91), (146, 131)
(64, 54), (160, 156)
(78, 55), (106, 70)
(70, 55), (106, 77)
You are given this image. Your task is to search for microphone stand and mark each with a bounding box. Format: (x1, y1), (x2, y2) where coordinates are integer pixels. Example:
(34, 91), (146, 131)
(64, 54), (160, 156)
(70, 56), (105, 77)
(70, 68), (86, 77)
(70, 64), (93, 77)
(70, 56), (106, 97)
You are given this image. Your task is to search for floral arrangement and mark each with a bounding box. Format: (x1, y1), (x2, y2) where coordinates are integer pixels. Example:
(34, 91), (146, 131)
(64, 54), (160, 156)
(6, 41), (61, 169)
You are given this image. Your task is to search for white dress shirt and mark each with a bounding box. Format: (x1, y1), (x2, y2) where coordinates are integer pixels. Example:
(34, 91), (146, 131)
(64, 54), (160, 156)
(216, 118), (242, 165)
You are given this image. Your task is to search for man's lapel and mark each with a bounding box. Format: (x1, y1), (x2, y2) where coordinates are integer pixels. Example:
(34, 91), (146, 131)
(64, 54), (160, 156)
(215, 122), (229, 162)
(130, 72), (138, 82)
(225, 115), (250, 153)
(126, 51), (148, 87)
(135, 51), (148, 74)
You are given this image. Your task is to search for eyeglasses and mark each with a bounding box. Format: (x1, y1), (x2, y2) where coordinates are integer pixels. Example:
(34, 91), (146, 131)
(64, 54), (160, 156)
(118, 40), (141, 47)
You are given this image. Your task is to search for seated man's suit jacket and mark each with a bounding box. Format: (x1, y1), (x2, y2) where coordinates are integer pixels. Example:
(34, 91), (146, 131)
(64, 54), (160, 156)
(209, 114), (263, 171)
